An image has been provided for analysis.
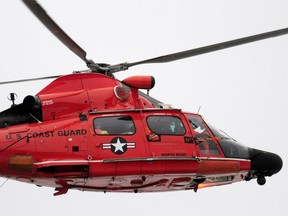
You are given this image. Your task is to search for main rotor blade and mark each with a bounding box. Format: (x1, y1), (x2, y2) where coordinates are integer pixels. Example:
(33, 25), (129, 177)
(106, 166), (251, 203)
(22, 0), (89, 64)
(126, 27), (288, 68)
(0, 75), (61, 85)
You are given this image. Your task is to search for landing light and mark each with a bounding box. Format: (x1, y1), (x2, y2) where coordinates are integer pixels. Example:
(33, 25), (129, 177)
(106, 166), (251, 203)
(114, 85), (130, 101)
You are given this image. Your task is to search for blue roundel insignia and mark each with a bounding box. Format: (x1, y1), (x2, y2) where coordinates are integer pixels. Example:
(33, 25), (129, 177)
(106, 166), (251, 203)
(102, 137), (136, 155)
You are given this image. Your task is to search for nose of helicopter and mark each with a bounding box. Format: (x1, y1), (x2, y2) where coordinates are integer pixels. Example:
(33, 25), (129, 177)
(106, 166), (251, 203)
(248, 148), (283, 184)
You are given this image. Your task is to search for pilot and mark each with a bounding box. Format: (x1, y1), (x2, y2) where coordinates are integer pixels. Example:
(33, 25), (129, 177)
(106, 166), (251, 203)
(95, 124), (108, 135)
(169, 121), (176, 133)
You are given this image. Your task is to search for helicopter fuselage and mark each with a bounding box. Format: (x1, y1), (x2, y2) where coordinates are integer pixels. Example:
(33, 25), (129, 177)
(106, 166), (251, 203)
(0, 106), (250, 195)
(0, 73), (282, 195)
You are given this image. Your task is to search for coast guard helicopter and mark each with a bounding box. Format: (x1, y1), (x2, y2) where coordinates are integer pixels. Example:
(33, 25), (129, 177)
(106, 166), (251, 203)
(0, 0), (285, 196)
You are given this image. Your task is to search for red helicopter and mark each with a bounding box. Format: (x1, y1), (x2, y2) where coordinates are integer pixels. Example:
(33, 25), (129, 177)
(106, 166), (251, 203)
(0, 0), (286, 196)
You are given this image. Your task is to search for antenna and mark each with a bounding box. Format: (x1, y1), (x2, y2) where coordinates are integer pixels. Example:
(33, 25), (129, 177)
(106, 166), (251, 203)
(29, 113), (42, 123)
(0, 178), (9, 188)
(7, 93), (18, 107)
(197, 106), (201, 114)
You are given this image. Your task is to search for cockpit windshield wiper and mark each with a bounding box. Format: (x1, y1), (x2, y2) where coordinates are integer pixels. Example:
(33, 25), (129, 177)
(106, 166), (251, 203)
(219, 129), (236, 141)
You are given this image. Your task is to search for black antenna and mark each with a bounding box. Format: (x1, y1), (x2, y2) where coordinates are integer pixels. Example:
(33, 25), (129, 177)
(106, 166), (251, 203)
(7, 93), (18, 107)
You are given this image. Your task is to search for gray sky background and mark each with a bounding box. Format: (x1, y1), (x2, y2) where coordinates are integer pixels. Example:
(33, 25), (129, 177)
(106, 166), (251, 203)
(1, 1), (287, 215)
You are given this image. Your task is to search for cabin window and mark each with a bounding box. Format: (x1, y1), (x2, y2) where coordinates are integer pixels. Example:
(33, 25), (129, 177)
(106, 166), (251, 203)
(146, 116), (186, 135)
(94, 116), (135, 135)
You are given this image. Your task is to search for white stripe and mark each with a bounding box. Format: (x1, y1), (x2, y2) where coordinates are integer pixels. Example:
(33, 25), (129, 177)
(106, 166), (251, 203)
(127, 142), (136, 148)
(34, 160), (103, 166)
(199, 157), (250, 162)
(34, 157), (250, 166)
(102, 143), (111, 146)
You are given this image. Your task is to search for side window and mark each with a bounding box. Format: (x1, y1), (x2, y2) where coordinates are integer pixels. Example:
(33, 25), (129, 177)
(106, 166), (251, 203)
(94, 116), (135, 135)
(187, 115), (208, 138)
(147, 116), (185, 135)
(186, 115), (220, 155)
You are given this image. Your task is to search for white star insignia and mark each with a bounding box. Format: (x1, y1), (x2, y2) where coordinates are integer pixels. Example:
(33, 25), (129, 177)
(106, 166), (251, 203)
(111, 138), (127, 153)
(102, 137), (136, 154)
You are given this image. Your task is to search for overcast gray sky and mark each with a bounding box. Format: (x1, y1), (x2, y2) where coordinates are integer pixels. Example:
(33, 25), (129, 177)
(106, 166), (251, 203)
(1, 1), (288, 216)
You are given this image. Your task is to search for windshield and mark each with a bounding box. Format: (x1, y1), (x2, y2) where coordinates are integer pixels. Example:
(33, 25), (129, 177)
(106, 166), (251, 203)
(207, 123), (250, 159)
(208, 124), (231, 140)
(185, 114), (250, 159)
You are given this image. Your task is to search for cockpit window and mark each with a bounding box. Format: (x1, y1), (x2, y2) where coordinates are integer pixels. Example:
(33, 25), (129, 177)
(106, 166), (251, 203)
(208, 124), (231, 140)
(186, 114), (250, 158)
(94, 116), (135, 135)
(186, 115), (212, 139)
(187, 115), (206, 134)
(146, 116), (185, 135)
(208, 123), (250, 159)
(186, 115), (221, 155)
